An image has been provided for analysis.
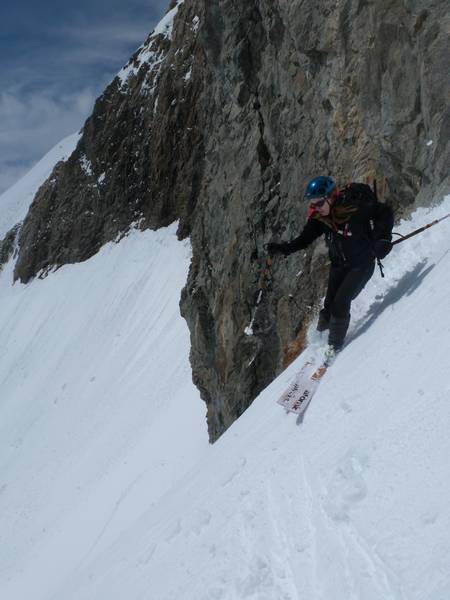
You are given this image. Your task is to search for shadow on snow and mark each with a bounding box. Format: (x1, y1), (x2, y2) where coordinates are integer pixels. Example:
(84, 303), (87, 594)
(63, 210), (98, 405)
(347, 258), (436, 346)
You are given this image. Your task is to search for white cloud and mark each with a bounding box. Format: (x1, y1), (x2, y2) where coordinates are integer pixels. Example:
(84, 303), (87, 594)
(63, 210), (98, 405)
(0, 89), (96, 195)
(0, 0), (170, 194)
(59, 21), (153, 46)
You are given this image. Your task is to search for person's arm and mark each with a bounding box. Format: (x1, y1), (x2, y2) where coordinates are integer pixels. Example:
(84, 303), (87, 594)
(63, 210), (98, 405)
(268, 218), (324, 256)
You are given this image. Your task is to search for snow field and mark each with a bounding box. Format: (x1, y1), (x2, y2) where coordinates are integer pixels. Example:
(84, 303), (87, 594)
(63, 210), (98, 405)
(1, 128), (450, 599)
(47, 197), (450, 600)
(0, 136), (209, 599)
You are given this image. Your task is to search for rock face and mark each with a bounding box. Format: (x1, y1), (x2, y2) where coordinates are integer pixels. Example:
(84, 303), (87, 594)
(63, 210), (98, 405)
(0, 224), (20, 272)
(14, 0), (205, 282)
(10, 0), (450, 441)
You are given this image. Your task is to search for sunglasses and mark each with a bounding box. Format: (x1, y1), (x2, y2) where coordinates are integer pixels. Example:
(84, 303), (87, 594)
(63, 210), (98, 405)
(309, 196), (329, 208)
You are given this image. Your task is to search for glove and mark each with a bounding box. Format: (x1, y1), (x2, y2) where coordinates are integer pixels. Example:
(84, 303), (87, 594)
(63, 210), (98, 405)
(267, 242), (290, 256)
(374, 239), (393, 259)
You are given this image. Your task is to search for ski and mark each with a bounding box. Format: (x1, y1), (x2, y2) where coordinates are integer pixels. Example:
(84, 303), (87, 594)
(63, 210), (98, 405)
(286, 366), (326, 416)
(277, 360), (316, 412)
(277, 348), (336, 418)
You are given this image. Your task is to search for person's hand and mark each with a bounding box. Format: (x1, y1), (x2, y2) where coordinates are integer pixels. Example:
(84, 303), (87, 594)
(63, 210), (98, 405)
(374, 239), (393, 259)
(267, 242), (288, 256)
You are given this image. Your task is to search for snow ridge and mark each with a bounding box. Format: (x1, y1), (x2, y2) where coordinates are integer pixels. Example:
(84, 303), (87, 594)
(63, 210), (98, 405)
(117, 0), (184, 88)
(0, 133), (79, 240)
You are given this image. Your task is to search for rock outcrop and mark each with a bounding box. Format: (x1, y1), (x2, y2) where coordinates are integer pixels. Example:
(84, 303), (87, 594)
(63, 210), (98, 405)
(10, 0), (450, 440)
(14, 0), (205, 282)
(0, 224), (20, 272)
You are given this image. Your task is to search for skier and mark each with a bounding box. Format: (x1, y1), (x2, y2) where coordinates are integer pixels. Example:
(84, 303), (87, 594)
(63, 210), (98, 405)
(267, 176), (394, 356)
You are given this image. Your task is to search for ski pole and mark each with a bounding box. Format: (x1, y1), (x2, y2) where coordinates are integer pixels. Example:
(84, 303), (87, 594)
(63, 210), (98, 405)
(244, 255), (273, 336)
(392, 212), (450, 246)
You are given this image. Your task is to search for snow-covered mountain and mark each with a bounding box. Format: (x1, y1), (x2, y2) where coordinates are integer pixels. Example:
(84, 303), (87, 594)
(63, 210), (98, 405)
(0, 138), (209, 598)
(0, 133), (80, 241)
(1, 135), (450, 598)
(12, 0), (450, 445)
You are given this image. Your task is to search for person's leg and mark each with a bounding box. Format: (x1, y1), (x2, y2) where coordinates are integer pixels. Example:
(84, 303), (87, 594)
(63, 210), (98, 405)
(318, 265), (346, 331)
(316, 309), (330, 331)
(328, 262), (375, 349)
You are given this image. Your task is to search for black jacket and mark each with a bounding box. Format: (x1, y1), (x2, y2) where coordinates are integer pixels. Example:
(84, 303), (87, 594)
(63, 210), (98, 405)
(282, 185), (394, 267)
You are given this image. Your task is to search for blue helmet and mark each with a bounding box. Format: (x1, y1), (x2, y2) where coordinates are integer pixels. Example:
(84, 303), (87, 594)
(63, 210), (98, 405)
(305, 176), (336, 199)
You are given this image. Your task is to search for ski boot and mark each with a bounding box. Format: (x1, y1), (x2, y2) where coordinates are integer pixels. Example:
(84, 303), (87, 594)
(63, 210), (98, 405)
(316, 309), (330, 332)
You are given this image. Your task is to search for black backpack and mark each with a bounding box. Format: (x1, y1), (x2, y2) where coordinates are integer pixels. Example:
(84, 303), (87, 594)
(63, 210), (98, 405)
(339, 182), (378, 210)
(341, 182), (393, 235)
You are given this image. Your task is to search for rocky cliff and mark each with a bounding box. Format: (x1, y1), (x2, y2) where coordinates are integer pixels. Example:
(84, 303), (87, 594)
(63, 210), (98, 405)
(8, 0), (450, 441)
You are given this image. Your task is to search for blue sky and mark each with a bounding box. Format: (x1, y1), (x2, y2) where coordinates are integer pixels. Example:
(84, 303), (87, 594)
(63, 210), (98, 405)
(0, 0), (168, 194)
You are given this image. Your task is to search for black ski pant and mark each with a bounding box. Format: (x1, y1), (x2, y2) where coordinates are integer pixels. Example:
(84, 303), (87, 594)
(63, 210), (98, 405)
(319, 262), (375, 349)
(322, 262), (375, 321)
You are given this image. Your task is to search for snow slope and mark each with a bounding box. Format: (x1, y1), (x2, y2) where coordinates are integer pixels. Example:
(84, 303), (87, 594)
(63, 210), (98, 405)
(0, 132), (80, 240)
(34, 198), (450, 600)
(0, 144), (208, 599)
(1, 133), (450, 599)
